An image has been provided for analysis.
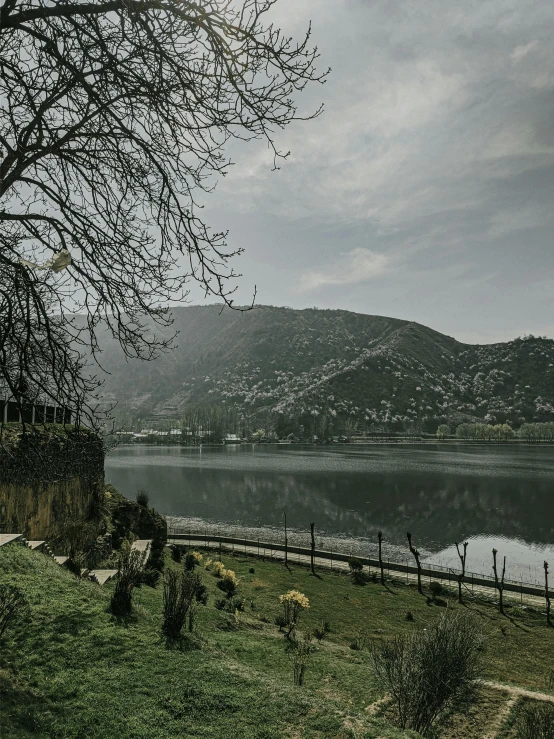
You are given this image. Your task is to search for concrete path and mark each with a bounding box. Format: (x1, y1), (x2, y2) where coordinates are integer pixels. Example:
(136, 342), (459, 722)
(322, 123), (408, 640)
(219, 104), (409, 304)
(131, 539), (152, 561)
(53, 556), (69, 566)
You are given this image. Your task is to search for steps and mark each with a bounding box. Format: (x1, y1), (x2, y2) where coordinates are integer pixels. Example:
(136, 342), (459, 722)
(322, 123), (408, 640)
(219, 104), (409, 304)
(88, 539), (153, 586)
(0, 533), (25, 547)
(1, 533), (154, 586)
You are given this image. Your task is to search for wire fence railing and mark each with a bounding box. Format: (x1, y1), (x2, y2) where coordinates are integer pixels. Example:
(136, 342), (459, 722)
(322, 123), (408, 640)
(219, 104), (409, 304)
(167, 526), (549, 601)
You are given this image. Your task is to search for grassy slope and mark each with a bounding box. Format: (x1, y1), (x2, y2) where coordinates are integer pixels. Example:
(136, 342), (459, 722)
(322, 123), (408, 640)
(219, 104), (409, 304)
(1, 545), (553, 739)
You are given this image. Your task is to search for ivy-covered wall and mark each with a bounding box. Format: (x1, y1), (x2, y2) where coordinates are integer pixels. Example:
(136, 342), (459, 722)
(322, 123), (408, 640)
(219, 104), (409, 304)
(0, 426), (105, 544)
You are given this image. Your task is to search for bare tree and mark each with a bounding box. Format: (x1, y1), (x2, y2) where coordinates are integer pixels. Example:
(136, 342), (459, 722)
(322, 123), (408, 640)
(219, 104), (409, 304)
(370, 611), (484, 736)
(378, 530), (384, 585)
(455, 541), (468, 604)
(545, 561), (552, 628)
(407, 531), (423, 595)
(492, 549), (506, 615)
(309, 522), (315, 575)
(0, 1), (327, 424)
(283, 509), (288, 568)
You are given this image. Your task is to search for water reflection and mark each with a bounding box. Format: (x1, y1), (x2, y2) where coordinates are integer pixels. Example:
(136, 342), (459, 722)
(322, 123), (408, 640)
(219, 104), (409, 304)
(105, 444), (554, 581)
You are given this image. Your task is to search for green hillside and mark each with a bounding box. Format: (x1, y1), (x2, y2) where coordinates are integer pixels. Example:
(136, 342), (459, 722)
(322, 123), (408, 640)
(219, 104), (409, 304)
(93, 306), (554, 434)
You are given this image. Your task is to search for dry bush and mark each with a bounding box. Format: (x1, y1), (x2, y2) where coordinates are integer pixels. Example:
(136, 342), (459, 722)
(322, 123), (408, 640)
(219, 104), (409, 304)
(370, 610), (484, 736)
(110, 547), (144, 617)
(162, 570), (201, 639)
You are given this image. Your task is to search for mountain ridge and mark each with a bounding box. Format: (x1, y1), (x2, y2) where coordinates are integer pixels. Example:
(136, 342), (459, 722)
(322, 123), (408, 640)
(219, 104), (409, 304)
(94, 305), (554, 433)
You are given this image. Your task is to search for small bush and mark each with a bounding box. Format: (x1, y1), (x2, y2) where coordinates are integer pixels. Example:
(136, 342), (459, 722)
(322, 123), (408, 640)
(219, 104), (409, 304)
(227, 596), (245, 613)
(516, 701), (554, 739)
(162, 569), (201, 638)
(110, 547), (144, 617)
(211, 561), (226, 577)
(0, 584), (30, 639)
(406, 611), (414, 622)
(274, 614), (287, 631)
(348, 556), (364, 572)
(286, 632), (315, 687)
(323, 621), (331, 633)
(279, 590), (310, 638)
(251, 578), (268, 590)
(184, 551), (203, 571)
(217, 570), (238, 598)
(195, 584), (208, 605)
(139, 567), (161, 588)
(370, 610), (483, 735)
(429, 581), (443, 599)
(350, 632), (366, 651)
(172, 546), (183, 563)
(136, 489), (149, 507)
(249, 567), (255, 574)
(313, 625), (326, 643)
(214, 598), (227, 611)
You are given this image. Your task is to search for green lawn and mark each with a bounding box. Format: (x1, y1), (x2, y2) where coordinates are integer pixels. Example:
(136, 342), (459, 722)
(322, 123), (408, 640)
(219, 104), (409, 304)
(1, 544), (553, 739)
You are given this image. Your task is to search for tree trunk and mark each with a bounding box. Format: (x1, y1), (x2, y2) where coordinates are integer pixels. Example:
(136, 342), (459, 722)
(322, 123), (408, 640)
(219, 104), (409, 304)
(283, 509), (288, 568)
(407, 532), (422, 594)
(455, 541), (468, 604)
(378, 531), (384, 585)
(545, 561), (552, 627)
(310, 522), (315, 575)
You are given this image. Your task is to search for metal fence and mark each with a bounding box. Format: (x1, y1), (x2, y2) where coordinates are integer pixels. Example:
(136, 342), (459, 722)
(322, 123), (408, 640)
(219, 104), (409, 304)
(167, 527), (549, 601)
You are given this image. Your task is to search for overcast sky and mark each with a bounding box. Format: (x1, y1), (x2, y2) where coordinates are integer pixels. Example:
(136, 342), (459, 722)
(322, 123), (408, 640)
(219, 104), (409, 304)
(196, 0), (554, 345)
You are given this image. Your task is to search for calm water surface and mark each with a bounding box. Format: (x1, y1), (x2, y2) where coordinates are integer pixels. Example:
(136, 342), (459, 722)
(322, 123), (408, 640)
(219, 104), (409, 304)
(105, 444), (554, 584)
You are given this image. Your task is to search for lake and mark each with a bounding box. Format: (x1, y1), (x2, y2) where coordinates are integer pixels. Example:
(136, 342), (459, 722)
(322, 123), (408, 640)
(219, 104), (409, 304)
(104, 443), (554, 585)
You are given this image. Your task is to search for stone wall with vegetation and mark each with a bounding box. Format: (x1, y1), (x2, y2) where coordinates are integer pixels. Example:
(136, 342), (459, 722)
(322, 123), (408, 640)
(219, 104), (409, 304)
(0, 425), (104, 545)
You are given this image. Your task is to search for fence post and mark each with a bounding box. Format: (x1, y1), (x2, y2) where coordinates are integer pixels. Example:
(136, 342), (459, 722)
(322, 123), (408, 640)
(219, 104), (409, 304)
(257, 538), (260, 558)
(331, 549), (333, 571)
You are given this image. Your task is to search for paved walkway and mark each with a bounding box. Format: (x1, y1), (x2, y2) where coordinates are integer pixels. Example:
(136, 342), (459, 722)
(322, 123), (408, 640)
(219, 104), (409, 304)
(88, 539), (153, 586)
(171, 538), (547, 609)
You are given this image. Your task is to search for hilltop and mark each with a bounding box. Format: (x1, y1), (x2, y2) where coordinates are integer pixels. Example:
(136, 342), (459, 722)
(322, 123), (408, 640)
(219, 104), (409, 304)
(94, 305), (554, 433)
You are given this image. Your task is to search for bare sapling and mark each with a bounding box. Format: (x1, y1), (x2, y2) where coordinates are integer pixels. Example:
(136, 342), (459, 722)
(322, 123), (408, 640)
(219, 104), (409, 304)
(283, 509), (288, 568)
(492, 549), (506, 615)
(378, 531), (384, 585)
(455, 541), (468, 604)
(310, 522), (315, 575)
(407, 532), (423, 594)
(545, 561), (552, 627)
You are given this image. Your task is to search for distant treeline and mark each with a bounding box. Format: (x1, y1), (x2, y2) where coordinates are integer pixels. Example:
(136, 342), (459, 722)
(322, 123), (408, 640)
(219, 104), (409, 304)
(437, 422), (554, 442)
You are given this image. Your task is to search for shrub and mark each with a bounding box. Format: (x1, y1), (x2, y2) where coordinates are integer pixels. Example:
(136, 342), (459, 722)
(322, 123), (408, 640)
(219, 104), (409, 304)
(214, 598), (227, 611)
(184, 551), (203, 571)
(249, 567), (255, 574)
(348, 556), (364, 572)
(516, 701), (554, 739)
(406, 611), (414, 622)
(139, 567), (161, 588)
(350, 632), (366, 651)
(279, 590), (310, 638)
(429, 581), (443, 599)
(370, 610), (484, 736)
(217, 569), (238, 598)
(323, 621), (331, 633)
(110, 547), (144, 617)
(195, 584), (208, 605)
(162, 569), (201, 638)
(287, 632), (315, 687)
(313, 624), (326, 643)
(211, 561), (226, 577)
(172, 546), (183, 563)
(0, 584), (30, 639)
(136, 489), (149, 507)
(274, 614), (287, 631)
(227, 596), (245, 613)
(251, 578), (268, 590)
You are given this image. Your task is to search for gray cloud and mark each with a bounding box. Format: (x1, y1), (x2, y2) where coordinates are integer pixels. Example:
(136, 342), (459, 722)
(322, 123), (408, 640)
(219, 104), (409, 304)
(195, 0), (554, 343)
